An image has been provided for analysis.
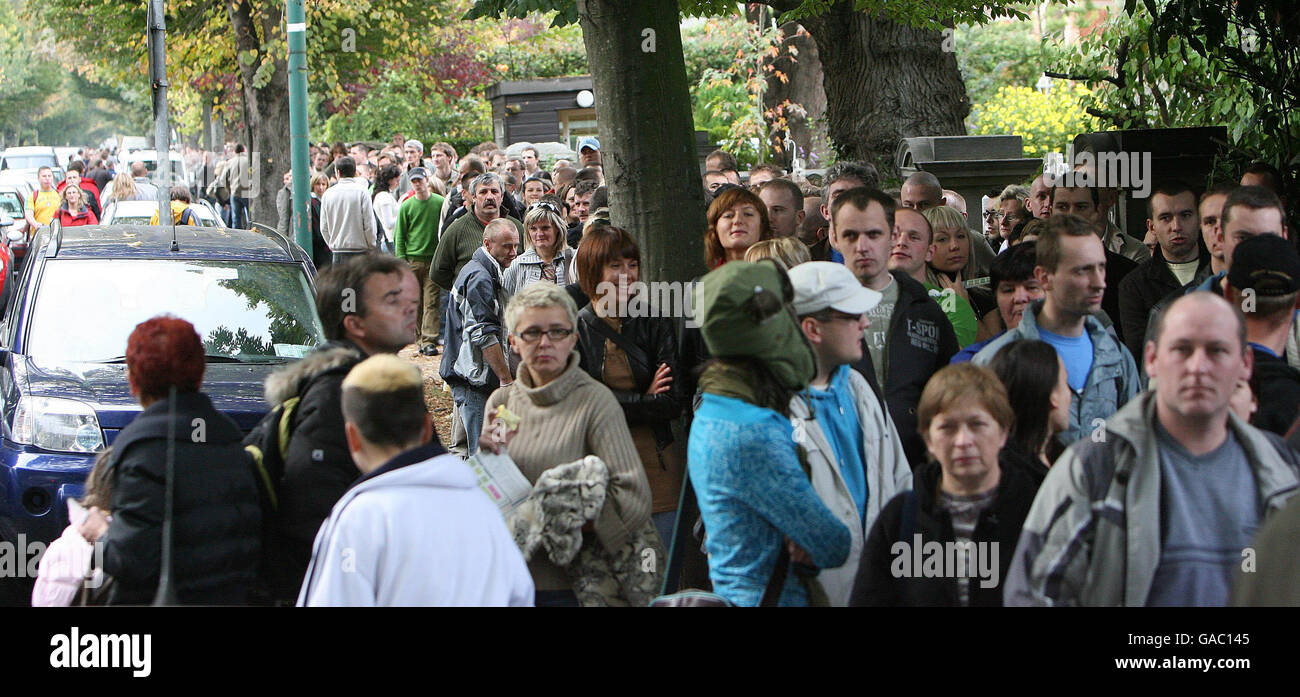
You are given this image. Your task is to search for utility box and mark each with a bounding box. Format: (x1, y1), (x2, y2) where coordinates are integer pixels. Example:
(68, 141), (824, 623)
(896, 135), (1042, 234)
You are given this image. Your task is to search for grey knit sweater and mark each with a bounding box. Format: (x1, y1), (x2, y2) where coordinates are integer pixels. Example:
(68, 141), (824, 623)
(485, 351), (653, 591)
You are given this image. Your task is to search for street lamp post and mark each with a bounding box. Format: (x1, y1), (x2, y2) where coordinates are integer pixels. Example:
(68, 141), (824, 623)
(287, 0), (311, 256)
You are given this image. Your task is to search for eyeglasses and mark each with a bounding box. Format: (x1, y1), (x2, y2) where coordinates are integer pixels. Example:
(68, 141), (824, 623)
(813, 310), (865, 323)
(528, 201), (561, 214)
(514, 327), (575, 343)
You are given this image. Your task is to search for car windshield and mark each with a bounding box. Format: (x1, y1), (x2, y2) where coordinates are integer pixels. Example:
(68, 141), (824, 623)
(27, 259), (324, 363)
(4, 155), (56, 169)
(107, 205), (219, 227)
(0, 192), (21, 217)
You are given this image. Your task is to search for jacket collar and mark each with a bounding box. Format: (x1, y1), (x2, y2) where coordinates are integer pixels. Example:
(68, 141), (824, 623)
(472, 246), (503, 281)
(354, 441), (450, 487)
(516, 350), (585, 407)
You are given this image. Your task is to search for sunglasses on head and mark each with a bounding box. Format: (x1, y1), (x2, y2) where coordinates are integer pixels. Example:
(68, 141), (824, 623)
(528, 201), (561, 214)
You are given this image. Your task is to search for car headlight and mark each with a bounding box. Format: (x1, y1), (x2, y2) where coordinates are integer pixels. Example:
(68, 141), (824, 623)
(13, 396), (105, 453)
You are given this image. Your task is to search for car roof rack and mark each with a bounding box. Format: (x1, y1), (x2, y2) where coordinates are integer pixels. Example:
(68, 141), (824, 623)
(249, 222), (298, 261)
(48, 218), (62, 257)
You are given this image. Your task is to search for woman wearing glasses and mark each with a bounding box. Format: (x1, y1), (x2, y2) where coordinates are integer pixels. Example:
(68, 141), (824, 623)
(480, 282), (655, 607)
(502, 201), (574, 299)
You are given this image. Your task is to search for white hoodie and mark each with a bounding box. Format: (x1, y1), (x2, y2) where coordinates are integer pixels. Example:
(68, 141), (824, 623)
(298, 444), (534, 606)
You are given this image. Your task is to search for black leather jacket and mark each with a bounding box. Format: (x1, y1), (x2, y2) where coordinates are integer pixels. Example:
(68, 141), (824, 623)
(575, 306), (680, 450)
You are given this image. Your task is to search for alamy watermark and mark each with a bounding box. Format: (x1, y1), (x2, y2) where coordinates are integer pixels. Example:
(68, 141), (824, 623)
(1044, 144), (1153, 198)
(890, 535), (1000, 589)
(593, 277), (700, 327)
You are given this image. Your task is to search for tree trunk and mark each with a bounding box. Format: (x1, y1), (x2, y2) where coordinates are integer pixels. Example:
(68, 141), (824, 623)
(227, 0), (288, 226)
(577, 0), (707, 284)
(798, 4), (970, 179)
(761, 21), (831, 171)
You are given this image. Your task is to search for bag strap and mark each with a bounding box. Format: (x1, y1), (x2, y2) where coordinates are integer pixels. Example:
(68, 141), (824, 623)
(579, 305), (652, 370)
(899, 489), (918, 543)
(759, 544), (790, 607)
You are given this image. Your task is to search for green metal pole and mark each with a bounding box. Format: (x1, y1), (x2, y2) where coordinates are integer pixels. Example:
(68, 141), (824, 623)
(287, 0), (311, 255)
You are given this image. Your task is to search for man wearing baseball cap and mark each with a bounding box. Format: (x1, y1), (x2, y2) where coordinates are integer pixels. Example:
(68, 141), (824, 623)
(397, 139), (426, 197)
(786, 261), (912, 605)
(577, 136), (601, 168)
(1223, 234), (1300, 434)
(394, 167), (446, 355)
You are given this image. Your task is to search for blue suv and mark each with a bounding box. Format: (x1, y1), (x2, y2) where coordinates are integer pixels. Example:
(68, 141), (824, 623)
(0, 222), (323, 565)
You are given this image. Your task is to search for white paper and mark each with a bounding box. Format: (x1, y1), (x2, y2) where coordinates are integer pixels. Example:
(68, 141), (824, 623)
(466, 451), (532, 517)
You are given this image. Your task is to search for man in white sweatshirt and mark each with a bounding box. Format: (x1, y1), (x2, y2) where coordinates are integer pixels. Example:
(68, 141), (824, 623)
(298, 354), (534, 606)
(319, 156), (378, 263)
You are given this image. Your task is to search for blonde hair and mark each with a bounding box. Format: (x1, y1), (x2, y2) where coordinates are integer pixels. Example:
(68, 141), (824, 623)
(922, 205), (965, 233)
(60, 185), (86, 212)
(744, 237), (810, 271)
(917, 363), (1014, 436)
(109, 172), (135, 202)
(522, 204), (569, 253)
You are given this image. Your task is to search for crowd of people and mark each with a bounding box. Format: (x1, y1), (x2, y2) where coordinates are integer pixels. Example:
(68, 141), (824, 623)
(27, 132), (1300, 607)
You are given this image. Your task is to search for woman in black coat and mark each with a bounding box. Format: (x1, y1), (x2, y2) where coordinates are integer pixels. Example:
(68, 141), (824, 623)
(79, 316), (262, 605)
(850, 364), (1035, 607)
(573, 226), (683, 547)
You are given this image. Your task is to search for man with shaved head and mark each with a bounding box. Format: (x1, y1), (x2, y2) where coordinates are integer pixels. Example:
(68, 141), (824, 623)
(1006, 291), (1300, 606)
(900, 172), (944, 212)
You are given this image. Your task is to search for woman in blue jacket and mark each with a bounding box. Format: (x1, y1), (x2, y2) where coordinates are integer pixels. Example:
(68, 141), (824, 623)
(688, 260), (850, 606)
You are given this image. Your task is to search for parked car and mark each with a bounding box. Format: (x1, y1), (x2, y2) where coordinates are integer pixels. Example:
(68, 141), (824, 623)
(0, 222), (324, 598)
(52, 147), (79, 169)
(0, 147), (64, 191)
(0, 184), (30, 236)
(100, 199), (224, 227)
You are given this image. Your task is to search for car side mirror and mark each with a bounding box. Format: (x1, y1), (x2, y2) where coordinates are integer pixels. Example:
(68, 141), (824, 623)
(6, 229), (21, 244)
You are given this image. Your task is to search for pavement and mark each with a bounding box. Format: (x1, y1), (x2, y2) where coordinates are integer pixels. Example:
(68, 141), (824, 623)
(397, 344), (455, 446)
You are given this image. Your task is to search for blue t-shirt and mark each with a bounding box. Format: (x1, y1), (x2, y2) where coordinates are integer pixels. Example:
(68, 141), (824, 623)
(1038, 326), (1093, 392)
(802, 365), (869, 528)
(1146, 423), (1261, 606)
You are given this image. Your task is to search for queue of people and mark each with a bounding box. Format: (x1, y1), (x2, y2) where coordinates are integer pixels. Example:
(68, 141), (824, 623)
(29, 139), (1300, 608)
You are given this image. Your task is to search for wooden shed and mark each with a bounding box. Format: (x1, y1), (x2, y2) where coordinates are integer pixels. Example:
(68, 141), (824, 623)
(486, 77), (597, 150)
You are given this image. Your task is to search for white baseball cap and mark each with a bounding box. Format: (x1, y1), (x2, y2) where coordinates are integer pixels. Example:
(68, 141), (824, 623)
(788, 261), (882, 317)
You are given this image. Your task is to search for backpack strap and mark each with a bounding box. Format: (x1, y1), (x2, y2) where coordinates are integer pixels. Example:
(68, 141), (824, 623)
(899, 489), (918, 543)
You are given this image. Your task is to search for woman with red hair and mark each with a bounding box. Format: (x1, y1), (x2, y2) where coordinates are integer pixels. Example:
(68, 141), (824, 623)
(703, 186), (774, 269)
(79, 316), (263, 605)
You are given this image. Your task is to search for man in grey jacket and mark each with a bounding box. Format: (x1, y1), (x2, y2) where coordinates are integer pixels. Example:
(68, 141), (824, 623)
(439, 219), (519, 455)
(973, 214), (1140, 446)
(319, 156), (377, 263)
(1005, 292), (1300, 606)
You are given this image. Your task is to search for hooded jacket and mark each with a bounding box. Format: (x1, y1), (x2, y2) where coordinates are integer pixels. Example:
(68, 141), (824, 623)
(850, 270), (960, 466)
(849, 457), (1037, 607)
(243, 340), (366, 602)
(298, 443), (534, 606)
(101, 391), (262, 605)
(1004, 391), (1300, 606)
(973, 299), (1140, 447)
(788, 364), (912, 606)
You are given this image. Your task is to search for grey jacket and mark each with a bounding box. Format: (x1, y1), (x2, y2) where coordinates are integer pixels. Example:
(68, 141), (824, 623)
(1004, 391), (1300, 606)
(973, 299), (1140, 446)
(502, 247), (575, 300)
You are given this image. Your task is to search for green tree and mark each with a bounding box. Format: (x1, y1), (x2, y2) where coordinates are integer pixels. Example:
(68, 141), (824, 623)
(1047, 0), (1298, 203)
